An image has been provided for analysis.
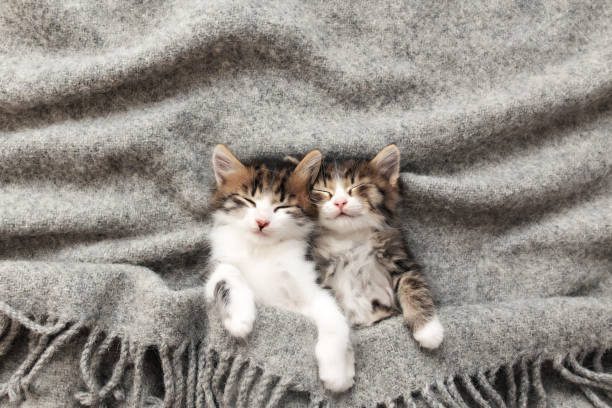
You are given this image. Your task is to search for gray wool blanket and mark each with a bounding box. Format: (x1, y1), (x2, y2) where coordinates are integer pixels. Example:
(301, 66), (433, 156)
(1, 1), (611, 407)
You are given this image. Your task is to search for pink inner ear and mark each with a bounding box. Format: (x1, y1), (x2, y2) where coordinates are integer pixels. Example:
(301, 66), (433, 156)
(380, 157), (396, 173)
(214, 156), (233, 171)
(213, 152), (240, 185)
(373, 150), (399, 182)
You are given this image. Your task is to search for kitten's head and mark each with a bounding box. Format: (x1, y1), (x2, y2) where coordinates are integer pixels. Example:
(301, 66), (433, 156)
(211, 144), (322, 244)
(312, 144), (401, 232)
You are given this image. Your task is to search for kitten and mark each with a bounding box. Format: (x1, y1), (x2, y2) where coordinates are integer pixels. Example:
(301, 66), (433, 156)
(311, 145), (444, 349)
(204, 145), (355, 392)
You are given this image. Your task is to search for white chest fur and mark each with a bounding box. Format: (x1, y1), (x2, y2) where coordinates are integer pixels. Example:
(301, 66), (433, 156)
(207, 222), (357, 391)
(318, 231), (396, 326)
(210, 224), (318, 312)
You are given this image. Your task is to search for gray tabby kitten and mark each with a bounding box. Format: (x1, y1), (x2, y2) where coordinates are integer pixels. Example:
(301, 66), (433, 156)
(311, 145), (444, 349)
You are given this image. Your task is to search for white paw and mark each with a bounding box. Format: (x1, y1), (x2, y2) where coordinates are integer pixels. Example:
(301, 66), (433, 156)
(223, 315), (254, 339)
(320, 363), (354, 393)
(413, 315), (444, 350)
(316, 341), (355, 393)
(224, 293), (256, 339)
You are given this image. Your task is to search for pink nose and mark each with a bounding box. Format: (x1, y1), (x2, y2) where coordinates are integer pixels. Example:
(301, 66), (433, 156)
(256, 219), (270, 230)
(334, 199), (348, 210)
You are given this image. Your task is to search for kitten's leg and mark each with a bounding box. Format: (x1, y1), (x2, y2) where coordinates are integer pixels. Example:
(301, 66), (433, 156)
(395, 271), (444, 349)
(302, 290), (355, 392)
(205, 263), (256, 339)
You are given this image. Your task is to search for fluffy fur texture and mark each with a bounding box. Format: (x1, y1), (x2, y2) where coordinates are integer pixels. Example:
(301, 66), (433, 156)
(205, 145), (355, 392)
(312, 145), (444, 349)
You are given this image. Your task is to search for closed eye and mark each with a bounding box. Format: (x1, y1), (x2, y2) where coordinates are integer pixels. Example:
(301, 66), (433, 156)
(312, 189), (333, 198)
(348, 183), (369, 195)
(230, 194), (256, 207)
(274, 205), (294, 212)
(241, 197), (256, 206)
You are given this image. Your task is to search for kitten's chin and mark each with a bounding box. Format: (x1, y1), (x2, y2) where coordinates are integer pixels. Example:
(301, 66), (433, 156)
(321, 214), (368, 232)
(246, 228), (309, 244)
(247, 230), (276, 243)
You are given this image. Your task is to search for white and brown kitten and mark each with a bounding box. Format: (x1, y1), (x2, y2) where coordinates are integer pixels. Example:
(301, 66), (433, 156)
(312, 145), (444, 349)
(205, 145), (355, 392)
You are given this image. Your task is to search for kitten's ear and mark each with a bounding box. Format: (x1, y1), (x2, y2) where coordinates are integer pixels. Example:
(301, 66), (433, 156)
(293, 150), (322, 185)
(212, 144), (246, 186)
(370, 144), (400, 185)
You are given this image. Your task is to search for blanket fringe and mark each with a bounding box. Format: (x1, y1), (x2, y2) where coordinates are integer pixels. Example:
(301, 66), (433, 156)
(0, 310), (298, 407)
(372, 347), (611, 408)
(75, 327), (130, 406)
(195, 348), (294, 408)
(0, 306), (609, 407)
(0, 311), (84, 403)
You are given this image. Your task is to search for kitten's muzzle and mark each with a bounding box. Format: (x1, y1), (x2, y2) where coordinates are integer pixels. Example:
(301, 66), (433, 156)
(256, 218), (270, 230)
(333, 199), (348, 211)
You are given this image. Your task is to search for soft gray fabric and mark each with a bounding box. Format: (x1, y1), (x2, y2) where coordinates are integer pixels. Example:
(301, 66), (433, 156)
(1, 1), (611, 407)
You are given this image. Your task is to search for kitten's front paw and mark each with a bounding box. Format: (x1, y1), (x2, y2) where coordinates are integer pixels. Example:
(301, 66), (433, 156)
(413, 315), (444, 350)
(320, 363), (354, 393)
(316, 342), (355, 392)
(223, 296), (256, 339)
(223, 315), (254, 339)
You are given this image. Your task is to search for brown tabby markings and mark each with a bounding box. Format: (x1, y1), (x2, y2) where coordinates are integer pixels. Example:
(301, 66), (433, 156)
(312, 156), (435, 330)
(372, 230), (434, 329)
(313, 160), (400, 219)
(212, 161), (315, 224)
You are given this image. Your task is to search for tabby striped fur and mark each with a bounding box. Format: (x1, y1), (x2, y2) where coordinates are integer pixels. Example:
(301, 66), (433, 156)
(312, 145), (444, 349)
